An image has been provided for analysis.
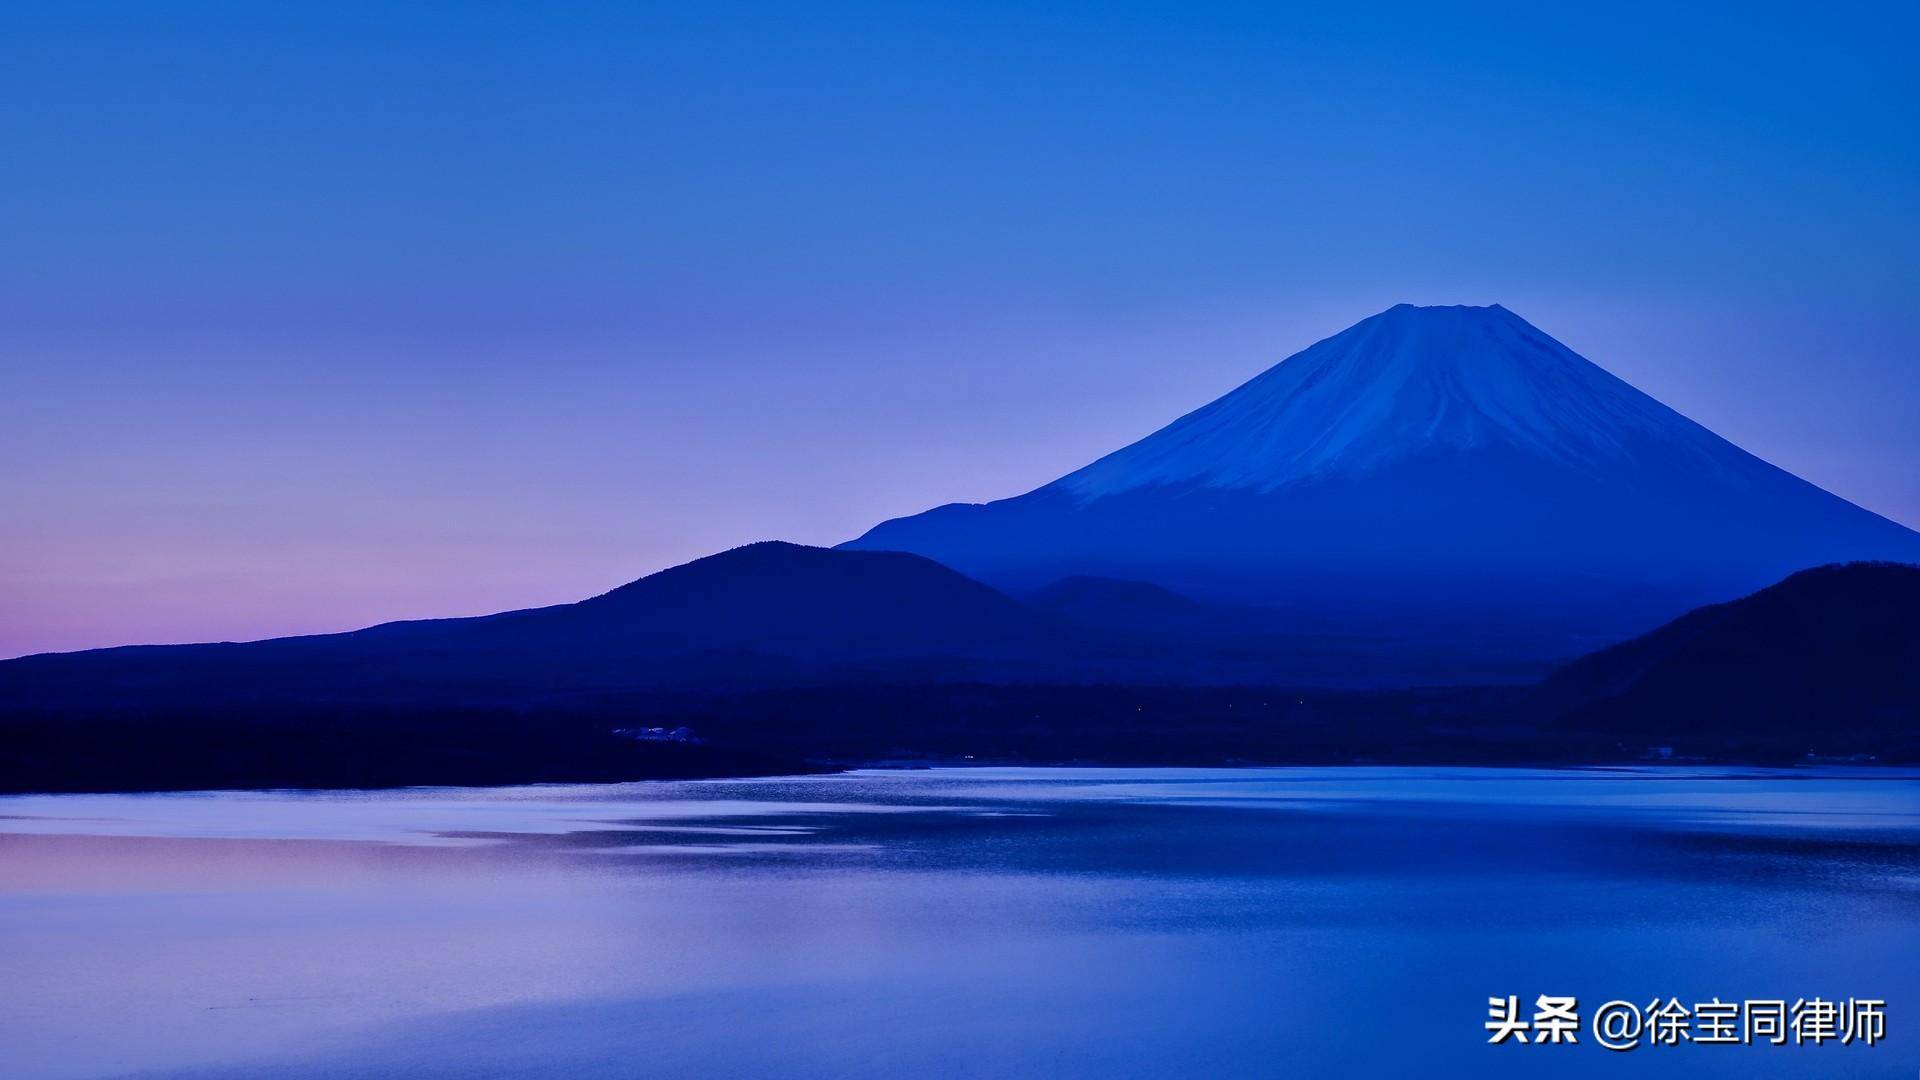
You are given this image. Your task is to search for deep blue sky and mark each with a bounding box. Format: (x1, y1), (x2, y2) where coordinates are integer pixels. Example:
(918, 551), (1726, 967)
(3, 1), (1916, 656)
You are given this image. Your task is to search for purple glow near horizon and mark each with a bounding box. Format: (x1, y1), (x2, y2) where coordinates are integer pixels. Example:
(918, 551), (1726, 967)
(3, 2), (1916, 657)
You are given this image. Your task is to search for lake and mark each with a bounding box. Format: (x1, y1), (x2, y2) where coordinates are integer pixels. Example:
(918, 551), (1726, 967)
(1, 767), (1915, 1078)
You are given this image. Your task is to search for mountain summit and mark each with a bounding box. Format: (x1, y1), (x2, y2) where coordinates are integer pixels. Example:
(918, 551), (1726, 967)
(845, 304), (1920, 648)
(1057, 304), (1744, 495)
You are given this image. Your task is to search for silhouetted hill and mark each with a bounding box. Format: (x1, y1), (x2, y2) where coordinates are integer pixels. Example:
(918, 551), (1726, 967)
(1026, 575), (1233, 634)
(1538, 562), (1920, 753)
(0, 540), (1566, 793)
(15, 548), (1914, 795)
(570, 540), (1059, 647)
(0, 542), (1110, 791)
(3, 539), (1565, 727)
(0, 542), (1086, 711)
(1024, 574), (1368, 642)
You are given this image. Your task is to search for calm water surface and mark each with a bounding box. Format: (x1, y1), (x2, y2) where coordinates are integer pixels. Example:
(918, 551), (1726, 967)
(1, 767), (1916, 1078)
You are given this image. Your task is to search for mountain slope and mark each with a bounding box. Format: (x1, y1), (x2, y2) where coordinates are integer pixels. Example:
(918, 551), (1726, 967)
(1538, 562), (1920, 748)
(496, 540), (1067, 655)
(0, 543), (1085, 710)
(845, 304), (1920, 645)
(1025, 576), (1225, 633)
(1056, 303), (1738, 494)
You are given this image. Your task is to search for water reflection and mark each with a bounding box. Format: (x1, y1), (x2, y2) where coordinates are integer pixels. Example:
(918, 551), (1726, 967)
(0, 767), (1914, 1079)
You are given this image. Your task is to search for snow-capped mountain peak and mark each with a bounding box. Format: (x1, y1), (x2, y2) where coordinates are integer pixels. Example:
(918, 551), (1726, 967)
(843, 302), (1920, 638)
(1054, 303), (1725, 497)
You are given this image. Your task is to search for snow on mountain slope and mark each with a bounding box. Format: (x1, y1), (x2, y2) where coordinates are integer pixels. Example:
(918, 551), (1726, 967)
(1057, 304), (1748, 496)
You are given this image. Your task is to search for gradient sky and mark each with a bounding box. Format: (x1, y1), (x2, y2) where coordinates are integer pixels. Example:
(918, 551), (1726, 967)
(3, 1), (1917, 657)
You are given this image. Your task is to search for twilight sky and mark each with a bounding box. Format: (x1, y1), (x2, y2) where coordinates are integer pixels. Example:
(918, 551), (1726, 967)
(3, 1), (1917, 657)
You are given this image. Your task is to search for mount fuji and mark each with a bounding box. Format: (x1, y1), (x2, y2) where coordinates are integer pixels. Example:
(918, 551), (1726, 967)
(844, 304), (1920, 648)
